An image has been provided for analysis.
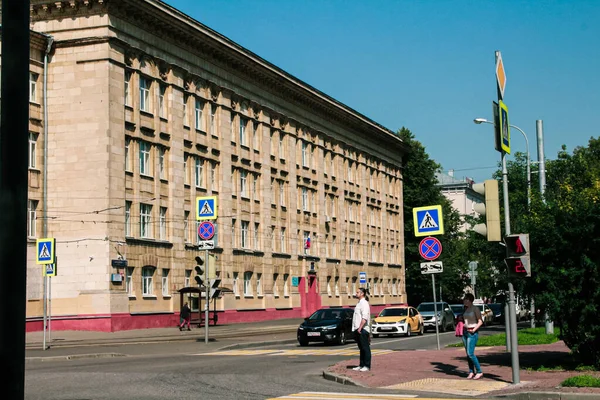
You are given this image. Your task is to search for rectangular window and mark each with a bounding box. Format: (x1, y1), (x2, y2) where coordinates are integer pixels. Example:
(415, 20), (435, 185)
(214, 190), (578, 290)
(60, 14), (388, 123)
(332, 236), (337, 258)
(254, 223), (260, 250)
(241, 220), (249, 248)
(183, 155), (189, 185)
(139, 141), (151, 176)
(230, 112), (236, 142)
(124, 71), (131, 106)
(140, 203), (152, 238)
(231, 219), (236, 247)
(142, 266), (154, 296)
(183, 95), (189, 127)
(139, 76), (151, 112)
(323, 152), (328, 176)
(239, 116), (247, 146)
(158, 147), (166, 180)
(240, 170), (248, 198)
(30, 72), (38, 103)
(162, 269), (169, 296)
(279, 181), (285, 207)
(301, 187), (308, 211)
(335, 277), (340, 297)
(126, 267), (134, 295)
(283, 273), (289, 297)
(195, 157), (204, 188)
(184, 269), (191, 288)
(256, 273), (262, 296)
(243, 271), (252, 296)
(210, 104), (217, 136)
(301, 142), (308, 167)
(280, 227), (286, 253)
(279, 133), (284, 158)
(233, 272), (239, 297)
(27, 200), (38, 238)
(349, 238), (355, 259)
(159, 207), (167, 240)
(158, 84), (167, 118)
(184, 211), (190, 242)
(125, 201), (132, 237)
(273, 273), (279, 297)
(195, 98), (204, 131)
(28, 132), (37, 169)
(125, 137), (132, 172)
(253, 122), (260, 150)
(210, 161), (217, 189)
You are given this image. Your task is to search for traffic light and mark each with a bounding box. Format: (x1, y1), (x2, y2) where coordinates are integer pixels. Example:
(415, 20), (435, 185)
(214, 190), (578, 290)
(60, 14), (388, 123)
(472, 179), (501, 241)
(505, 234), (531, 277)
(209, 278), (222, 299)
(194, 256), (205, 286)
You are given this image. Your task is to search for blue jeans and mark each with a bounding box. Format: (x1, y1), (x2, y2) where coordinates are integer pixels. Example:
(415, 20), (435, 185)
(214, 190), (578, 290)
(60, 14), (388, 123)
(462, 330), (481, 374)
(354, 330), (371, 368)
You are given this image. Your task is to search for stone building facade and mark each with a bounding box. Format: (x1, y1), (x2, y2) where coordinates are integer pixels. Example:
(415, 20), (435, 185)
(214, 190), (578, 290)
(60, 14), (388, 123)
(19, 0), (408, 332)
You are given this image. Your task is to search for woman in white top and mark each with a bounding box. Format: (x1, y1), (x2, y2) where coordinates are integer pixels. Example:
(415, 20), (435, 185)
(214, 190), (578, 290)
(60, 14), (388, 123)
(462, 293), (484, 379)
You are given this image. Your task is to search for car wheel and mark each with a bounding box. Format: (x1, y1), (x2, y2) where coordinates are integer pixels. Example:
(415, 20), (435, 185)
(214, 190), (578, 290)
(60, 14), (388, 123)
(373, 334), (379, 338)
(299, 340), (308, 347)
(405, 326), (411, 337)
(418, 322), (424, 335)
(337, 330), (347, 346)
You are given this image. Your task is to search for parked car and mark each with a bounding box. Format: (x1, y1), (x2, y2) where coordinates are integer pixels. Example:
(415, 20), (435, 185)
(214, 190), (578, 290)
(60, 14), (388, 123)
(417, 302), (455, 332)
(488, 303), (505, 324)
(371, 306), (424, 338)
(449, 304), (465, 323)
(297, 308), (354, 346)
(475, 303), (494, 324)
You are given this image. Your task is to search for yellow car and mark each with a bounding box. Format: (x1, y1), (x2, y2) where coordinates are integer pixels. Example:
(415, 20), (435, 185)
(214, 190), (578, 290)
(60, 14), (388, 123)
(372, 306), (424, 337)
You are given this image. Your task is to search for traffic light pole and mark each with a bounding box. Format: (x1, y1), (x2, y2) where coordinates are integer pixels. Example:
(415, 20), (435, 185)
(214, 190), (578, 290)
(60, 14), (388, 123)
(502, 151), (521, 384)
(204, 249), (209, 344)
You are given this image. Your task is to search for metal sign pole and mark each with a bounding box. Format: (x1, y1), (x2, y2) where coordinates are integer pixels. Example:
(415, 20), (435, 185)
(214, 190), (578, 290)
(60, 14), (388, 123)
(43, 275), (47, 350)
(204, 249), (209, 344)
(432, 274), (440, 350)
(48, 275), (52, 345)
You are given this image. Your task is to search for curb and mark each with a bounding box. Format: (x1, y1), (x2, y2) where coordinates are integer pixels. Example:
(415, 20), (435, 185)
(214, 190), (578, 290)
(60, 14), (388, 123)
(217, 338), (298, 351)
(493, 393), (600, 400)
(26, 353), (126, 363)
(322, 370), (366, 387)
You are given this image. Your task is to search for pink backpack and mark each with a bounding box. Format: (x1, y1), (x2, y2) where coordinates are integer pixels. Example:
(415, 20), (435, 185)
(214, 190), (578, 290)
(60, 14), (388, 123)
(455, 321), (464, 337)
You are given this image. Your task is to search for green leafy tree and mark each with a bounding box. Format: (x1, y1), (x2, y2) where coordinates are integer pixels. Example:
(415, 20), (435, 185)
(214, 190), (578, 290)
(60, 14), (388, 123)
(397, 128), (465, 306)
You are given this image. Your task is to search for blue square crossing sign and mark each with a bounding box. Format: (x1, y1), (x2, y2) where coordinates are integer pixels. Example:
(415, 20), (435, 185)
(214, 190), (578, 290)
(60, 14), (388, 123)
(196, 196), (217, 221)
(36, 238), (55, 265)
(413, 205), (444, 237)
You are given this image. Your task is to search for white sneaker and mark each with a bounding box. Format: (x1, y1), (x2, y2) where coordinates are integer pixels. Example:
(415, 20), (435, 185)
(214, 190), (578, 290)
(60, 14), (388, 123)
(352, 366), (362, 371)
(359, 367), (370, 372)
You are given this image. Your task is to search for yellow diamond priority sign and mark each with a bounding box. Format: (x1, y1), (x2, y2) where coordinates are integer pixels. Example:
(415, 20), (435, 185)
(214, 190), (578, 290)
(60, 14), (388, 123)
(496, 52), (507, 99)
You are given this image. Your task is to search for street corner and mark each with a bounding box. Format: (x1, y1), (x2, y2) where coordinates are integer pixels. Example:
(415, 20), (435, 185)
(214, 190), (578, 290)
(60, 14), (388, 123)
(383, 377), (513, 397)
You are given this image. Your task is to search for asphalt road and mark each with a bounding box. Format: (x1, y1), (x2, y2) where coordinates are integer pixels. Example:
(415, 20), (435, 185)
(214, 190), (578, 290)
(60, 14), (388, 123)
(24, 326), (505, 400)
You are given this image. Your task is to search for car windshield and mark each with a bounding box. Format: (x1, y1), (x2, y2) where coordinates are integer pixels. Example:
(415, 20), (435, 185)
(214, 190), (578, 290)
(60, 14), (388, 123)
(450, 305), (464, 314)
(379, 308), (408, 317)
(417, 303), (445, 312)
(308, 309), (343, 321)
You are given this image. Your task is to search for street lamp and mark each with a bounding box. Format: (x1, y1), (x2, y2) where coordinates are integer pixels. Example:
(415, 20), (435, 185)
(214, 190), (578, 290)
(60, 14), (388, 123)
(473, 118), (531, 209)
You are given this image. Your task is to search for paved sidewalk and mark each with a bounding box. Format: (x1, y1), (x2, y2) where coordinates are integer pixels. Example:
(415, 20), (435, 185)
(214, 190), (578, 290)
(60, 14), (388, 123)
(324, 341), (600, 399)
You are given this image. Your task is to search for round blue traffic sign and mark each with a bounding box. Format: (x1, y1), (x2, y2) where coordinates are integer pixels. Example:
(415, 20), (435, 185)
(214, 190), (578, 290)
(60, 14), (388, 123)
(419, 236), (442, 261)
(198, 221), (215, 240)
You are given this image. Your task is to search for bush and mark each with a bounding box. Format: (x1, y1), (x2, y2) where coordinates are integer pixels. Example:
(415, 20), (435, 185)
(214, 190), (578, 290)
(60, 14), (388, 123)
(561, 375), (600, 388)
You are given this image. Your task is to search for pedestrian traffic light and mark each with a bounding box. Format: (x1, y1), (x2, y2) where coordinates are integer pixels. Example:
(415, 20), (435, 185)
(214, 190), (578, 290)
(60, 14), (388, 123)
(194, 256), (205, 286)
(209, 278), (222, 299)
(472, 179), (501, 241)
(505, 234), (531, 277)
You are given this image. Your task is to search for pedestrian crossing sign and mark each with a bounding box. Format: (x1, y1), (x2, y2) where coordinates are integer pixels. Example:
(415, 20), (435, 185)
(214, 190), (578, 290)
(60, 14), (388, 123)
(44, 263), (57, 277)
(413, 205), (444, 237)
(36, 238), (56, 265)
(196, 196), (217, 221)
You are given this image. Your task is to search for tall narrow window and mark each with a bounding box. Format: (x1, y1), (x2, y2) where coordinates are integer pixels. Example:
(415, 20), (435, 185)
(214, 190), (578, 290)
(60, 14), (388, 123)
(183, 94), (189, 127)
(142, 266), (154, 296)
(162, 269), (169, 296)
(140, 203), (152, 238)
(280, 227), (286, 253)
(239, 116), (247, 146)
(139, 141), (151, 176)
(184, 211), (190, 242)
(183, 155), (189, 185)
(253, 122), (259, 150)
(273, 273), (279, 297)
(29, 72), (38, 103)
(210, 104), (217, 136)
(254, 222), (260, 250)
(301, 187), (308, 211)
(195, 157), (204, 188)
(231, 219), (236, 247)
(256, 273), (263, 296)
(184, 270), (191, 288)
(283, 273), (289, 297)
(195, 98), (204, 131)
(349, 238), (355, 259)
(158, 84), (167, 118)
(279, 181), (285, 207)
(125, 137), (132, 172)
(241, 220), (249, 248)
(159, 207), (167, 240)
(126, 267), (134, 295)
(139, 76), (151, 112)
(279, 133), (284, 158)
(158, 147), (166, 180)
(252, 174), (258, 198)
(232, 272), (239, 296)
(240, 170), (248, 197)
(230, 112), (236, 142)
(243, 271), (252, 296)
(124, 71), (131, 106)
(210, 161), (217, 189)
(125, 201), (132, 237)
(28, 132), (37, 169)
(301, 141), (308, 167)
(28, 200), (38, 238)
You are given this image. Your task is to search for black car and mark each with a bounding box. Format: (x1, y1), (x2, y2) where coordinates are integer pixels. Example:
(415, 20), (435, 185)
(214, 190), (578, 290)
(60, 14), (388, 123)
(297, 308), (354, 346)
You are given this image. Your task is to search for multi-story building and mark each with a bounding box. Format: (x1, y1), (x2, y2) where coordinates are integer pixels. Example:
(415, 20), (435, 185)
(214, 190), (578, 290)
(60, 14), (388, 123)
(436, 171), (483, 231)
(16, 0), (408, 332)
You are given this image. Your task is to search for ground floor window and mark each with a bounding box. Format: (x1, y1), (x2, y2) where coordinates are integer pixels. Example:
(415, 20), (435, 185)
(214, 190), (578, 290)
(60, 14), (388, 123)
(142, 266), (154, 296)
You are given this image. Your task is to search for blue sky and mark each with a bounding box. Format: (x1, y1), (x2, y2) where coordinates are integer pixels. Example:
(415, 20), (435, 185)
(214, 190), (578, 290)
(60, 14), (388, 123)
(164, 0), (599, 182)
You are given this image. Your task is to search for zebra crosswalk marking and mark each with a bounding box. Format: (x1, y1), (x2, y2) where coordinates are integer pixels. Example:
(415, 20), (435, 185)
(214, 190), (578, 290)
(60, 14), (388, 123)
(194, 348), (394, 357)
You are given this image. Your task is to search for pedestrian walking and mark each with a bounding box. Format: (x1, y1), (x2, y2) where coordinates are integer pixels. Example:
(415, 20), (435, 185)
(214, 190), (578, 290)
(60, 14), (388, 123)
(462, 293), (484, 379)
(352, 288), (371, 372)
(179, 302), (191, 331)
